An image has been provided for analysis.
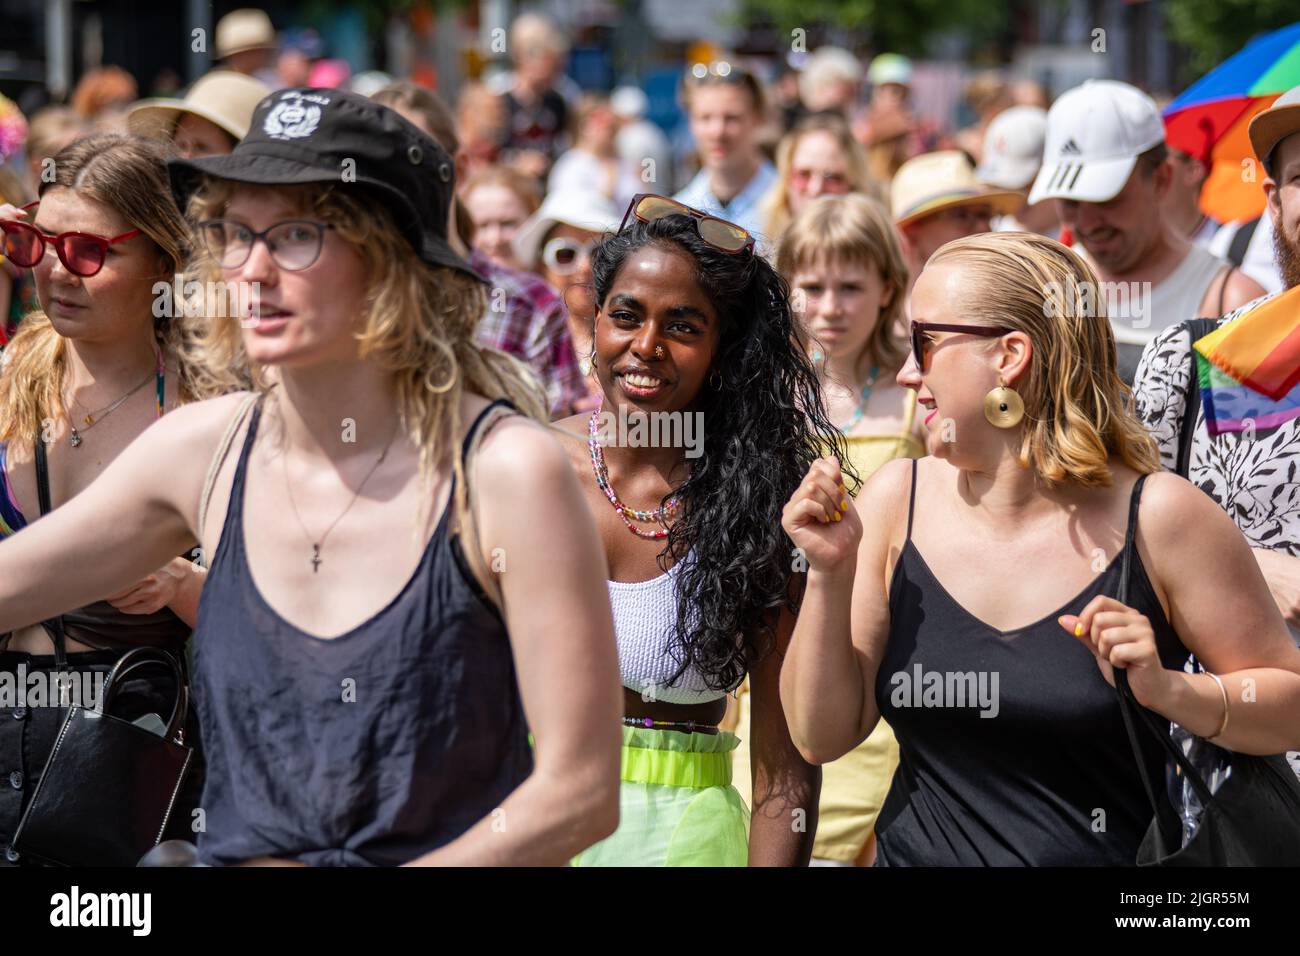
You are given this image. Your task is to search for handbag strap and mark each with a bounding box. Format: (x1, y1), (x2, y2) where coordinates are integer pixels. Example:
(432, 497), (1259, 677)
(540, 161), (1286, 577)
(1113, 475), (1215, 812)
(100, 647), (188, 743)
(34, 438), (68, 671)
(1175, 317), (1219, 480)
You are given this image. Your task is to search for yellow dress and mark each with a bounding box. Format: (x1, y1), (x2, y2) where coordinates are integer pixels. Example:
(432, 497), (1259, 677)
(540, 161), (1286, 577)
(730, 388), (924, 863)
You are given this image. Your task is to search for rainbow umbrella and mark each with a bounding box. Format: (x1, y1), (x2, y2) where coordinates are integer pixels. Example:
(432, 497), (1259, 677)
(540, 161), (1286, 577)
(1194, 285), (1300, 436)
(1164, 22), (1300, 224)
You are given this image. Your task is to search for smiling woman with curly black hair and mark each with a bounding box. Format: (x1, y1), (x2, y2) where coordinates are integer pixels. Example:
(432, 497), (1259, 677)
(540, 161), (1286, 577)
(552, 194), (853, 866)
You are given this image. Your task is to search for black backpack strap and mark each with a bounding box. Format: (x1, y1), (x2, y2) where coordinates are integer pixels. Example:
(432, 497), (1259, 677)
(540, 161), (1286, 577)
(1227, 215), (1259, 268)
(1175, 317), (1220, 479)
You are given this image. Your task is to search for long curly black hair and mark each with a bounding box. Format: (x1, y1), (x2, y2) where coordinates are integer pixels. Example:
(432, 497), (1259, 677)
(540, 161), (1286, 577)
(591, 213), (856, 692)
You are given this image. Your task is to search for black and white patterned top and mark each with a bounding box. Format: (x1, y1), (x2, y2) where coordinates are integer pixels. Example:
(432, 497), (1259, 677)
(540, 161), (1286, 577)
(1133, 292), (1300, 557)
(1133, 292), (1300, 777)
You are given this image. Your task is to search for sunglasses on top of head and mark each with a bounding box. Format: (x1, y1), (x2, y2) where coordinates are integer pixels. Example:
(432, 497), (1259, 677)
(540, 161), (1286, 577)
(909, 322), (1017, 372)
(620, 193), (755, 256)
(1, 202), (141, 278)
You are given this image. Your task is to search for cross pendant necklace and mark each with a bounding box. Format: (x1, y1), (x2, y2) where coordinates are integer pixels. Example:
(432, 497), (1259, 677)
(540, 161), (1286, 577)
(282, 417), (401, 574)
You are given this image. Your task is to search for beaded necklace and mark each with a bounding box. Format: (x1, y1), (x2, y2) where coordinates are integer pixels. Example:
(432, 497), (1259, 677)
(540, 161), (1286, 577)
(587, 407), (680, 539)
(836, 365), (879, 433)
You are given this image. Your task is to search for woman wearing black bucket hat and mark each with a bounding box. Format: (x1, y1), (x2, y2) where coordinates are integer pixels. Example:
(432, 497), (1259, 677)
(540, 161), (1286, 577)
(0, 88), (622, 866)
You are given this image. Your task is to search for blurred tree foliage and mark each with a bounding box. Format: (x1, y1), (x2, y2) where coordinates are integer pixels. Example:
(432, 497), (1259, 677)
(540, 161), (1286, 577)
(736, 0), (1008, 57)
(1165, 0), (1299, 77)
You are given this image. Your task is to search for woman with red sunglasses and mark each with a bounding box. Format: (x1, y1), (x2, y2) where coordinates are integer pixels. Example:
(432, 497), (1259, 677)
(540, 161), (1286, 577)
(779, 232), (1300, 865)
(0, 134), (211, 865)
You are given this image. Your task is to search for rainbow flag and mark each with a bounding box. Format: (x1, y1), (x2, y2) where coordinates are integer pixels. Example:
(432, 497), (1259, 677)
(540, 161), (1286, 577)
(1194, 285), (1300, 437)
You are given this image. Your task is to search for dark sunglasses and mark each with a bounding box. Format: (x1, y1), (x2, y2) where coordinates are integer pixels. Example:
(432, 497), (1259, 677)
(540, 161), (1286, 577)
(621, 193), (755, 255)
(910, 322), (1017, 371)
(1, 202), (141, 278)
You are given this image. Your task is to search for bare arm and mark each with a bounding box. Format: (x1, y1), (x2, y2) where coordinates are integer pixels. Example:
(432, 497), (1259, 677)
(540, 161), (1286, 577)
(0, 397), (233, 633)
(1250, 547), (1300, 632)
(748, 604), (820, 866)
(1068, 472), (1300, 754)
(779, 456), (908, 764)
(406, 417), (621, 865)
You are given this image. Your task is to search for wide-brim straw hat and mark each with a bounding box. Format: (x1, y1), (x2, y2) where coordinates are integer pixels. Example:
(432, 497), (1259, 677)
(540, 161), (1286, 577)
(127, 70), (272, 143)
(892, 150), (1022, 228)
(216, 8), (277, 59)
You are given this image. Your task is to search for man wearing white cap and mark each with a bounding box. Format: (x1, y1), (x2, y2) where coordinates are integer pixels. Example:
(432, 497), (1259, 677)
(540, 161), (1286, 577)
(975, 105), (1059, 237)
(1030, 79), (1264, 384)
(1132, 84), (1300, 779)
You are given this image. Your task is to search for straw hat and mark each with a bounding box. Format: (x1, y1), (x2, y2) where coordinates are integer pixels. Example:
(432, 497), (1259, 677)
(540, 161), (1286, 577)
(128, 71), (272, 142)
(891, 150), (1022, 228)
(1249, 84), (1300, 172)
(216, 8), (276, 59)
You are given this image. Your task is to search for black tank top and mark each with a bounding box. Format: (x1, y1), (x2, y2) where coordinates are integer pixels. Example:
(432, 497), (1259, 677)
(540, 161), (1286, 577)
(191, 398), (533, 866)
(875, 460), (1189, 866)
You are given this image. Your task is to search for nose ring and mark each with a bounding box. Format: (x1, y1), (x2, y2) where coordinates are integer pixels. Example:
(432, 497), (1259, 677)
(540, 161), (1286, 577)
(653, 345), (665, 359)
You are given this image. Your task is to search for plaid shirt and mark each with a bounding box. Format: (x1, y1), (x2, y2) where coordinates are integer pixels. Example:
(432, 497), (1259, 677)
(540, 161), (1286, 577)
(470, 249), (585, 418)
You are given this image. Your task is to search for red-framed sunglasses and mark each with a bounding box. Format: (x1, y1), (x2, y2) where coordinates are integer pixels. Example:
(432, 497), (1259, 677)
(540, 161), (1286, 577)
(620, 193), (755, 255)
(910, 322), (1017, 371)
(1, 201), (141, 278)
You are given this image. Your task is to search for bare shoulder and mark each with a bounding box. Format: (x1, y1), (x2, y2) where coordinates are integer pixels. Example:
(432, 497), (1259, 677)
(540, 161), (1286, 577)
(1134, 469), (1230, 540)
(472, 402), (575, 493)
(856, 455), (918, 524)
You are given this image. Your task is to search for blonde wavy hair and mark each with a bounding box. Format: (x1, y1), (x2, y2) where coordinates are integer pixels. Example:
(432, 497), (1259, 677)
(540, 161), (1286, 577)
(0, 134), (203, 449)
(761, 113), (877, 240)
(927, 232), (1160, 487)
(182, 178), (547, 532)
(775, 193), (909, 376)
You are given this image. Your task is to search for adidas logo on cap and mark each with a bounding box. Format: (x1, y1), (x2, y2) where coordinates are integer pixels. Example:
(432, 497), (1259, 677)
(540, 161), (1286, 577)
(1059, 138), (1082, 156)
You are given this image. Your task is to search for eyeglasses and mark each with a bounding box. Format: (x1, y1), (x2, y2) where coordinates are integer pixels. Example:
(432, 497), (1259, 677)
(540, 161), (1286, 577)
(910, 322), (1017, 372)
(620, 193), (755, 255)
(542, 236), (597, 276)
(1, 203), (142, 278)
(198, 219), (334, 272)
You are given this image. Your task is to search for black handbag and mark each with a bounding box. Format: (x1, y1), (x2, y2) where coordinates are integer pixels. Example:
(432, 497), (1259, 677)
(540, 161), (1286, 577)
(8, 440), (195, 866)
(1113, 479), (1300, 865)
(11, 647), (195, 866)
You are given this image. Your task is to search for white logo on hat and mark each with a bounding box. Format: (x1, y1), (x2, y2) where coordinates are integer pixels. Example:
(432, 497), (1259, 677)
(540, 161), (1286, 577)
(263, 94), (322, 140)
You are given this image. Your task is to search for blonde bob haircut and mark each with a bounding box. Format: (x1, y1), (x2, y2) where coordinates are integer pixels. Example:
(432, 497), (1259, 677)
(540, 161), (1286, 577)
(926, 231), (1160, 488)
(182, 178), (547, 531)
(762, 113), (878, 240)
(775, 193), (909, 376)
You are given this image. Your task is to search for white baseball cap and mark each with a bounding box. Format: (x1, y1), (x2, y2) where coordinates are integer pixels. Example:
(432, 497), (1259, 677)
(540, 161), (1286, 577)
(975, 105), (1048, 191)
(1028, 79), (1165, 205)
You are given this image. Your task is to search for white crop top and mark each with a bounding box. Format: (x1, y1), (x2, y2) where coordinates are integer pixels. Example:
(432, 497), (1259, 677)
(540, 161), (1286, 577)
(608, 555), (734, 705)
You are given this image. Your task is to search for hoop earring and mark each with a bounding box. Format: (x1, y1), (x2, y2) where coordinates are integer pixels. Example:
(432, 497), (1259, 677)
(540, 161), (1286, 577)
(983, 377), (1024, 428)
(582, 351), (597, 377)
(710, 370), (722, 390)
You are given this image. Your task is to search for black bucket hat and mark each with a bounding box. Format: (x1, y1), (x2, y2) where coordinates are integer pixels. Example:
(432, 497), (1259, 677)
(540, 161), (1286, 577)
(168, 86), (482, 282)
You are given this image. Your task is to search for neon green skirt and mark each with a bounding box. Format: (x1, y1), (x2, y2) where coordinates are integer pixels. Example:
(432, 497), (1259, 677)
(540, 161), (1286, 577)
(571, 725), (750, 867)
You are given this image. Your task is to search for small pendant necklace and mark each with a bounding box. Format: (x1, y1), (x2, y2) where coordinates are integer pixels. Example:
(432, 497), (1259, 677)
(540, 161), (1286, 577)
(837, 366), (880, 433)
(65, 349), (163, 448)
(283, 418), (401, 573)
(587, 406), (680, 539)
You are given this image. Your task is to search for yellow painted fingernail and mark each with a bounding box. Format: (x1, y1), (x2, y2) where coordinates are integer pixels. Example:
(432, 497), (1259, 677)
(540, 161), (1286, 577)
(1074, 623), (1084, 637)
(839, 483), (847, 495)
(833, 511), (842, 522)
(840, 499), (849, 511)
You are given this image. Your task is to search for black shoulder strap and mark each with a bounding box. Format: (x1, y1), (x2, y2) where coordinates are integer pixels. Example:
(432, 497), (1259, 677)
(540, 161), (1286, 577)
(1175, 317), (1220, 479)
(1227, 215), (1260, 267)
(34, 439), (68, 670)
(905, 457), (917, 541)
(1114, 474), (1214, 829)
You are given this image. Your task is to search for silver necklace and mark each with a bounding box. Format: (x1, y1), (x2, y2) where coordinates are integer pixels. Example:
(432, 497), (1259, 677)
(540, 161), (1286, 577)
(65, 368), (156, 448)
(282, 421), (401, 573)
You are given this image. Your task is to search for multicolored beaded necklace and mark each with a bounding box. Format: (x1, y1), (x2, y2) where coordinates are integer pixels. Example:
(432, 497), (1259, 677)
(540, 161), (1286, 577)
(587, 406), (681, 539)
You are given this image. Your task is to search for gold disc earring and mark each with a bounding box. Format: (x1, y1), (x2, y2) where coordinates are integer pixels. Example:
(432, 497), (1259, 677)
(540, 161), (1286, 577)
(983, 377), (1024, 428)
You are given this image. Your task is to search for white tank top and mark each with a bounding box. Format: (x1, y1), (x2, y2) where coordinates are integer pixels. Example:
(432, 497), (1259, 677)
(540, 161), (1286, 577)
(1112, 243), (1225, 348)
(608, 555), (731, 705)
